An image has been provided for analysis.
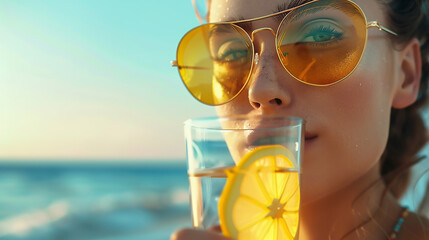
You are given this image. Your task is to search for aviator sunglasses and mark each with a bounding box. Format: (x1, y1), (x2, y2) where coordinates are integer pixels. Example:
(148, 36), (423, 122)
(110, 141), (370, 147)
(172, 0), (397, 105)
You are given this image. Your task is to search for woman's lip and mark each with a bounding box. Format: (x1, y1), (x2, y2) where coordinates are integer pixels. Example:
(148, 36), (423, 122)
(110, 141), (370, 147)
(305, 134), (317, 141)
(251, 135), (293, 146)
(246, 129), (316, 146)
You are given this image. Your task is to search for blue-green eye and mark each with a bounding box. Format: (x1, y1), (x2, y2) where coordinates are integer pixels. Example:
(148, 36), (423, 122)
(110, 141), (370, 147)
(218, 49), (248, 62)
(301, 25), (343, 43)
(216, 40), (248, 62)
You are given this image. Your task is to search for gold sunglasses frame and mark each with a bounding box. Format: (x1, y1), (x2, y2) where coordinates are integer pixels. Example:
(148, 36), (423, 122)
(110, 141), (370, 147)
(172, 0), (398, 105)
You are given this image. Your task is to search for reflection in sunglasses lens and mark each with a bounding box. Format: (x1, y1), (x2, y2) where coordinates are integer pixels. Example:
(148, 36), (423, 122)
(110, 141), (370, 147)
(210, 25), (253, 104)
(277, 0), (366, 85)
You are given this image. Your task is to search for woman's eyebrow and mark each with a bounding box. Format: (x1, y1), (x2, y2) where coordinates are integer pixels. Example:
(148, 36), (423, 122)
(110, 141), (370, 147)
(279, 0), (315, 12)
(225, 0), (316, 30)
(274, 0), (314, 21)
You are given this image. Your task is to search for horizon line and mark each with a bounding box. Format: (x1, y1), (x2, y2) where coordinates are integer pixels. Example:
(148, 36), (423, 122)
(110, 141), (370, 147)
(0, 158), (186, 164)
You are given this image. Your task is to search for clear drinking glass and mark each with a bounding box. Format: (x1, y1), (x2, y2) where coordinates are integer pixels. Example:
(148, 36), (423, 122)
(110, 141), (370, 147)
(184, 116), (303, 239)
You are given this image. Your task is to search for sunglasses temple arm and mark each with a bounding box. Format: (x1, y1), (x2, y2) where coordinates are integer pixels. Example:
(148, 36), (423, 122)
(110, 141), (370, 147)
(171, 60), (211, 70)
(367, 21), (398, 36)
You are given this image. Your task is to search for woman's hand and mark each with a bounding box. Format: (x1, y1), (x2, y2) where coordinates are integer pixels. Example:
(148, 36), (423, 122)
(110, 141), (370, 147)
(170, 226), (232, 240)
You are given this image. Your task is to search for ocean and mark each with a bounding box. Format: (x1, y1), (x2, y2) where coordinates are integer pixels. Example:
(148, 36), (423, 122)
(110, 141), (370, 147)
(0, 157), (428, 240)
(0, 160), (191, 240)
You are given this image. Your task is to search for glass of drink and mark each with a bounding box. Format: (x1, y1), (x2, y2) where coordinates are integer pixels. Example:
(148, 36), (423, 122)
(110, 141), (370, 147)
(184, 116), (303, 240)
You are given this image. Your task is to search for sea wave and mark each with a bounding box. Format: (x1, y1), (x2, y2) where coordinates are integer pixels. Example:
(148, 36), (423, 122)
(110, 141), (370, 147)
(0, 188), (190, 240)
(0, 163), (190, 240)
(0, 201), (69, 237)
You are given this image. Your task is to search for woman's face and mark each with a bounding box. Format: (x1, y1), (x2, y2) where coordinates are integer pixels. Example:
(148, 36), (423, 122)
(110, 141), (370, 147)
(210, 0), (403, 204)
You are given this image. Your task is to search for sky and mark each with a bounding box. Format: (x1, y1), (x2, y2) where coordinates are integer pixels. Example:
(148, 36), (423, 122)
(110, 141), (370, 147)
(0, 0), (215, 160)
(1, 0), (429, 164)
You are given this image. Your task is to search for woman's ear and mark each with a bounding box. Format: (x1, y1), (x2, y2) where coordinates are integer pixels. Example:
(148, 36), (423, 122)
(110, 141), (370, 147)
(392, 38), (422, 109)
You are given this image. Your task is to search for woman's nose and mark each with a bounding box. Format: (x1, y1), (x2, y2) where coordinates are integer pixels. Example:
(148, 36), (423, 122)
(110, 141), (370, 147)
(248, 32), (292, 112)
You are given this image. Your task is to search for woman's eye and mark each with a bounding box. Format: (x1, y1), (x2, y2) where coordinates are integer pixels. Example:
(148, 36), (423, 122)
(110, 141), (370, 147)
(301, 27), (343, 43)
(293, 19), (345, 45)
(304, 32), (337, 42)
(219, 49), (247, 61)
(216, 40), (248, 62)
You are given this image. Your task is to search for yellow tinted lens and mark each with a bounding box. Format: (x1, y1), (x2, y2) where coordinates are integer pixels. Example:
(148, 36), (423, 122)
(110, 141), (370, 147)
(277, 0), (367, 85)
(177, 23), (253, 105)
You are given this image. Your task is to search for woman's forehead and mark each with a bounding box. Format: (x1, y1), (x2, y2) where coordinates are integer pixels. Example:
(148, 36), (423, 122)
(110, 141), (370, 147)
(208, 0), (380, 23)
(209, 0), (295, 22)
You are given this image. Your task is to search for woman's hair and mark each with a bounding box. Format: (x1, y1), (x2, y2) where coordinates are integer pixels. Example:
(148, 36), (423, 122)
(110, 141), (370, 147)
(379, 0), (429, 199)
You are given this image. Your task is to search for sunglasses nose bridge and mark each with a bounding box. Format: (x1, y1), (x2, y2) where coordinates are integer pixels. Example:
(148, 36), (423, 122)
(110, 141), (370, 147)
(250, 27), (276, 42)
(250, 27), (277, 66)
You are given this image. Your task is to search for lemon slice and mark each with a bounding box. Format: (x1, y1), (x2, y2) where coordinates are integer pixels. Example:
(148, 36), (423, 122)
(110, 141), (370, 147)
(219, 145), (300, 240)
